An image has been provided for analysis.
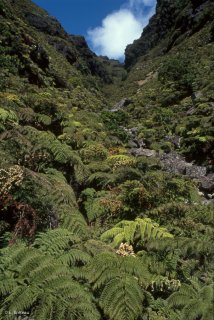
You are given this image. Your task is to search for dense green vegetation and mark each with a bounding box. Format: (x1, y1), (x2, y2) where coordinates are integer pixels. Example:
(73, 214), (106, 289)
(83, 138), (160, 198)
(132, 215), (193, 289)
(0, 0), (213, 319)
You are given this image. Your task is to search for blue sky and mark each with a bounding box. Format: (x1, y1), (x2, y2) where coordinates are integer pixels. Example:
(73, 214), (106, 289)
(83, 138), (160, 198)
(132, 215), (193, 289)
(32, 0), (156, 60)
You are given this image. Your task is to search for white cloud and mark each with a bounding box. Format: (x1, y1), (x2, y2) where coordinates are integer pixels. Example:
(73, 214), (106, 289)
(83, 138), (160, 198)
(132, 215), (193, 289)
(87, 0), (156, 60)
(88, 9), (142, 59)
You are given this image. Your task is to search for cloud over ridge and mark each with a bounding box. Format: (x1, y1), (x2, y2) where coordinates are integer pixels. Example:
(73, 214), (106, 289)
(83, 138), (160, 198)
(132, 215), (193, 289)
(87, 0), (156, 60)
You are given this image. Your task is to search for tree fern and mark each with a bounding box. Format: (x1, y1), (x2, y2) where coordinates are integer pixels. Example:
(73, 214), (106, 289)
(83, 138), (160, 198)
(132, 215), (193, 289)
(21, 126), (81, 165)
(87, 171), (115, 188)
(45, 169), (78, 209)
(17, 107), (52, 126)
(60, 208), (89, 238)
(33, 228), (91, 266)
(73, 162), (89, 184)
(33, 228), (80, 255)
(187, 204), (214, 226)
(87, 167), (142, 189)
(100, 276), (143, 320)
(25, 168), (89, 234)
(137, 251), (169, 276)
(0, 243), (99, 320)
(85, 252), (149, 320)
(147, 236), (214, 257)
(0, 107), (18, 131)
(101, 218), (173, 247)
(168, 280), (214, 320)
(36, 113), (52, 126)
(80, 239), (114, 256)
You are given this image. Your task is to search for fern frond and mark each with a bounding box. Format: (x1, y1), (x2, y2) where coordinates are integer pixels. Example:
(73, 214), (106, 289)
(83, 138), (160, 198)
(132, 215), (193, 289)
(36, 113), (52, 126)
(5, 285), (39, 313)
(148, 236), (214, 257)
(58, 249), (91, 266)
(0, 242), (99, 320)
(61, 208), (89, 238)
(86, 252), (118, 285)
(21, 126), (82, 166)
(33, 228), (80, 256)
(87, 172), (115, 188)
(80, 239), (114, 256)
(101, 218), (173, 247)
(101, 227), (123, 242)
(100, 276), (143, 320)
(74, 162), (89, 184)
(85, 251), (146, 320)
(168, 282), (214, 320)
(0, 107), (18, 130)
(87, 252), (149, 288)
(46, 170), (77, 208)
(0, 279), (16, 296)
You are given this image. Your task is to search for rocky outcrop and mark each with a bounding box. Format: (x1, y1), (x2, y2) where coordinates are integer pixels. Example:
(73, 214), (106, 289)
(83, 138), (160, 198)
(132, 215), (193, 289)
(200, 174), (214, 193)
(24, 12), (66, 37)
(159, 152), (190, 175)
(48, 38), (77, 65)
(30, 44), (50, 70)
(111, 99), (132, 112)
(130, 148), (157, 157)
(126, 127), (213, 197)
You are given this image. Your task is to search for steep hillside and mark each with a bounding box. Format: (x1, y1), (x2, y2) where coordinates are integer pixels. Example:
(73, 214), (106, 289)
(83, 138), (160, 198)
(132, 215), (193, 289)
(0, 1), (213, 319)
(125, 0), (214, 68)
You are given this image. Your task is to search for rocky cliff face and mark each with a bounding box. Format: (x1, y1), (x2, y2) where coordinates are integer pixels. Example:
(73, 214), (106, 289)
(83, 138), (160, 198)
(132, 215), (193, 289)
(125, 0), (214, 68)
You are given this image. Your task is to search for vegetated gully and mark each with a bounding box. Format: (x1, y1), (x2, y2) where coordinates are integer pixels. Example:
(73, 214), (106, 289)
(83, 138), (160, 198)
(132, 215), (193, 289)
(110, 99), (214, 203)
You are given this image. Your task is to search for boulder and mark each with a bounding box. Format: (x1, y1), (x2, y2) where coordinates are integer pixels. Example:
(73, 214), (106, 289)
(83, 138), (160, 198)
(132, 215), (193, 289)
(130, 148), (156, 157)
(111, 98), (132, 112)
(186, 165), (207, 179)
(159, 152), (187, 174)
(199, 174), (214, 192)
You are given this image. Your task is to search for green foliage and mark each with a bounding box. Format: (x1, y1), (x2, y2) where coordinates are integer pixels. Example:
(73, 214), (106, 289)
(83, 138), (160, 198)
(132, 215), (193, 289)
(0, 0), (213, 318)
(101, 218), (173, 247)
(81, 188), (107, 222)
(99, 277), (143, 320)
(60, 208), (89, 237)
(168, 281), (214, 320)
(107, 154), (136, 170)
(0, 107), (18, 131)
(142, 171), (200, 205)
(0, 242), (99, 320)
(118, 180), (150, 213)
(33, 228), (91, 266)
(80, 143), (108, 163)
(101, 111), (129, 142)
(23, 126), (81, 165)
(86, 252), (148, 320)
(158, 54), (195, 91)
